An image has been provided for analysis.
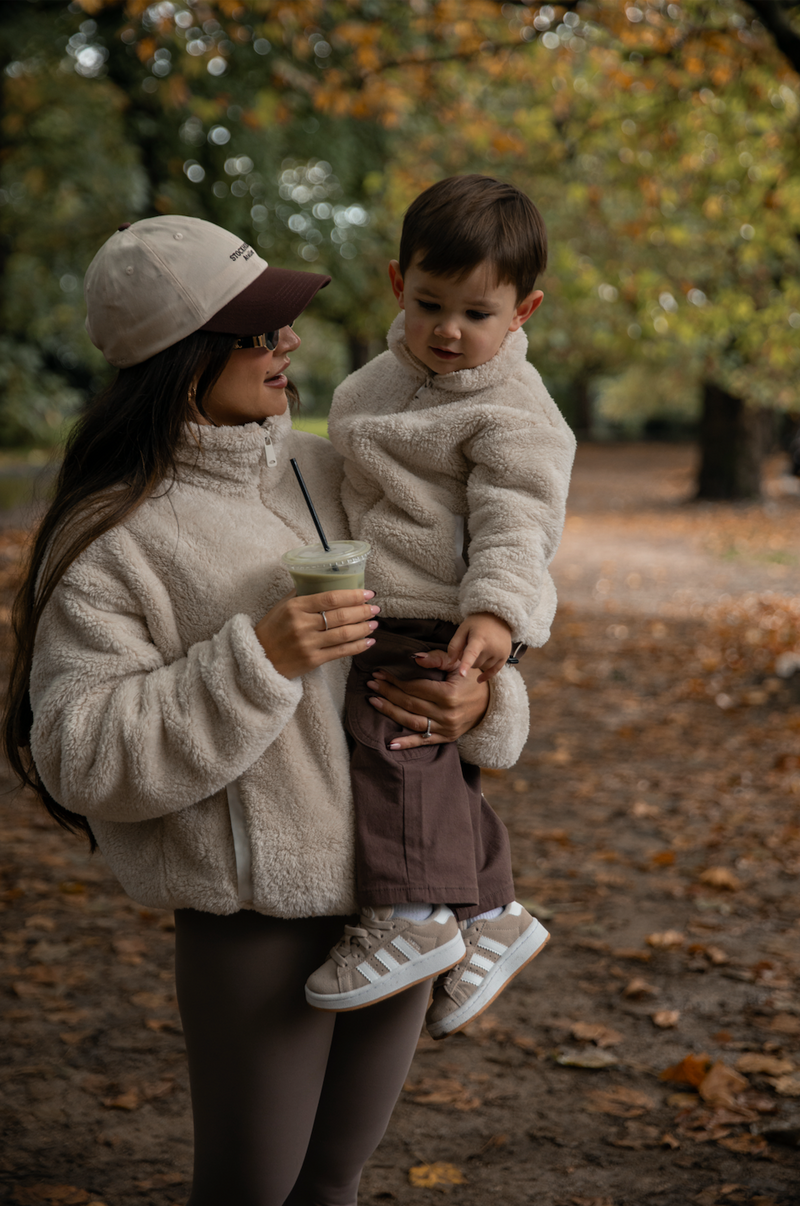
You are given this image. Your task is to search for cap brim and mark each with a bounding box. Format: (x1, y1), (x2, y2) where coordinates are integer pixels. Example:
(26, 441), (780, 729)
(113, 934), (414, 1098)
(201, 265), (331, 334)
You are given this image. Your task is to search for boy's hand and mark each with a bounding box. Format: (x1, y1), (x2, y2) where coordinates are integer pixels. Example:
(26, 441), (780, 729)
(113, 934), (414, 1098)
(416, 613), (513, 682)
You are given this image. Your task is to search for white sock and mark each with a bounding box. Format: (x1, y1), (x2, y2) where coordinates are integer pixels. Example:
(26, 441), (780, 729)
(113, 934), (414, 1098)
(465, 904), (506, 926)
(390, 902), (434, 922)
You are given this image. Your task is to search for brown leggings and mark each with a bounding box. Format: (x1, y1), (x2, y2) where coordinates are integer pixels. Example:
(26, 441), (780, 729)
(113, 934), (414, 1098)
(174, 908), (430, 1206)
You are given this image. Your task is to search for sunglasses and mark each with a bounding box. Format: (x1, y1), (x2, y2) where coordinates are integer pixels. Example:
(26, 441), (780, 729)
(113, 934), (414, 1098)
(233, 322), (294, 351)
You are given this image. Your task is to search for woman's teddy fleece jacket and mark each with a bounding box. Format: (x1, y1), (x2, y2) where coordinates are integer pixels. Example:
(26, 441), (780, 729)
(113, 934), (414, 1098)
(29, 414), (531, 918)
(328, 312), (576, 646)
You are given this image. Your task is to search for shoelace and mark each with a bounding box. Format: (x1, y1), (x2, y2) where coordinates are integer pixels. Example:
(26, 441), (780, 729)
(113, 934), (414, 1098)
(329, 916), (393, 968)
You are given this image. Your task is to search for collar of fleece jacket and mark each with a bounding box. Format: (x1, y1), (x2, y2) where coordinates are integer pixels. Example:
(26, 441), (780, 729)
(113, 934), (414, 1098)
(386, 310), (529, 395)
(173, 410), (293, 497)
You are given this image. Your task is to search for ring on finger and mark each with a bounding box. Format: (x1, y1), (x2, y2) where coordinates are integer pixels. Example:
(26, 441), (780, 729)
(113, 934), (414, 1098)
(422, 717), (432, 739)
(320, 610), (328, 632)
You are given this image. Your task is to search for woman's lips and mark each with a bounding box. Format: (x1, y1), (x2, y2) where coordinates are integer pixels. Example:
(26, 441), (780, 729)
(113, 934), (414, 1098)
(431, 347), (460, 360)
(265, 361), (289, 388)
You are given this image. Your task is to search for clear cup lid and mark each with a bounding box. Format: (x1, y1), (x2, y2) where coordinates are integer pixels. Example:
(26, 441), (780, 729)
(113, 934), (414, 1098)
(281, 540), (371, 573)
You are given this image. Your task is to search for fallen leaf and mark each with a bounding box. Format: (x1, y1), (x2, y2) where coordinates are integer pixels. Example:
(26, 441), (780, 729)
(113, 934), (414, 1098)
(403, 1077), (481, 1111)
(144, 1018), (182, 1033)
(699, 867), (741, 890)
(111, 936), (147, 966)
(13, 1188), (89, 1205)
(736, 1054), (794, 1076)
(772, 1072), (800, 1097)
(408, 1162), (465, 1189)
(667, 1092), (700, 1108)
(609, 1120), (661, 1149)
(622, 977), (658, 999)
(554, 1046), (619, 1069)
(584, 1086), (654, 1117)
(660, 1053), (712, 1087)
(768, 1013), (800, 1036)
(59, 1030), (93, 1046)
(698, 1061), (749, 1108)
(611, 947), (652, 962)
(651, 1010), (680, 1029)
(130, 991), (173, 1010)
(718, 1134), (769, 1155)
(646, 930), (685, 949)
(102, 1089), (139, 1111)
(570, 1021), (623, 1047)
(133, 1173), (184, 1190)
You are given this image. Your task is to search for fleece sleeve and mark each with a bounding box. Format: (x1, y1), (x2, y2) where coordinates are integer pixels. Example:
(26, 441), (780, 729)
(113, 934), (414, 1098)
(456, 663), (530, 770)
(29, 567), (303, 825)
(460, 388), (576, 644)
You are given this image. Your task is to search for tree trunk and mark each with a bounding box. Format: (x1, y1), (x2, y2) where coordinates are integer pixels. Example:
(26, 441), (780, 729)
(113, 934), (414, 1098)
(572, 374), (593, 440)
(347, 334), (372, 374)
(696, 382), (764, 500)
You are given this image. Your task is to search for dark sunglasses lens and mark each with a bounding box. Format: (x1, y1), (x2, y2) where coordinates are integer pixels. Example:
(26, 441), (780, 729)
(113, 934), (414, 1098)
(235, 323), (293, 350)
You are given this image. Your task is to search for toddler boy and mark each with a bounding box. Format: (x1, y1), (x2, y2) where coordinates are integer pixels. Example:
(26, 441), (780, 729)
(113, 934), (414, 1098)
(305, 175), (576, 1038)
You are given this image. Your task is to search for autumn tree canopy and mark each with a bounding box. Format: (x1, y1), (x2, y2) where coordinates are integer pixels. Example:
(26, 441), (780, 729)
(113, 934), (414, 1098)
(1, 1), (798, 495)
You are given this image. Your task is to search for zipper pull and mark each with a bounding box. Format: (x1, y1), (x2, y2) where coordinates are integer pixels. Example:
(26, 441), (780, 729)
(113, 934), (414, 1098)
(263, 435), (277, 467)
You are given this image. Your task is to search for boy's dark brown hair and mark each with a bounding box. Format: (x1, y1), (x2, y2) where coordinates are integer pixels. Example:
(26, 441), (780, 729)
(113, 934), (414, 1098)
(398, 175), (547, 301)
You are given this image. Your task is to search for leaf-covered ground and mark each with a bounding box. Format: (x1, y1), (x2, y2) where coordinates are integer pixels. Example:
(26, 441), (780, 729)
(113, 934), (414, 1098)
(1, 444), (799, 1206)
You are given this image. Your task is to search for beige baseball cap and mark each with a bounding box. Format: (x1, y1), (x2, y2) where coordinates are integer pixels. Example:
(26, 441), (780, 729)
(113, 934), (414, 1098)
(84, 215), (331, 368)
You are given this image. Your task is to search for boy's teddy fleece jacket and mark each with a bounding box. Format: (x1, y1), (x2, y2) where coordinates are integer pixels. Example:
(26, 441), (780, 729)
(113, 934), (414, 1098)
(328, 312), (576, 646)
(28, 413), (530, 919)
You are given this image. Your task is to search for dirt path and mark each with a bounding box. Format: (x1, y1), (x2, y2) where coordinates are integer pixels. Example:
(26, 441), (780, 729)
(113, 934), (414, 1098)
(1, 445), (799, 1206)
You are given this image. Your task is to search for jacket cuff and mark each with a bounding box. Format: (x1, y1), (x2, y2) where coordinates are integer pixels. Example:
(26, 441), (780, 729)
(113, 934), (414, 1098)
(456, 665), (529, 770)
(228, 613), (304, 713)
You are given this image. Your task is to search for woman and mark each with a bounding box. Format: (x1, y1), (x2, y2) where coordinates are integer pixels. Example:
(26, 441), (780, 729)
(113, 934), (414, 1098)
(3, 216), (530, 1205)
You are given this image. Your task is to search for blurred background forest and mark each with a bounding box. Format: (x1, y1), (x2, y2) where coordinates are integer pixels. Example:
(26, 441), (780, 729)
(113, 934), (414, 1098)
(0, 0), (799, 500)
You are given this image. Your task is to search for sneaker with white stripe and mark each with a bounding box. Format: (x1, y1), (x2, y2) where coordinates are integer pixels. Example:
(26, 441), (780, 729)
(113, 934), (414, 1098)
(305, 905), (466, 1012)
(425, 902), (549, 1039)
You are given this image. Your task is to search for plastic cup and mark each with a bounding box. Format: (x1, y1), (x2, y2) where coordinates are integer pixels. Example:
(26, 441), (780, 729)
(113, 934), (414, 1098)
(281, 540), (371, 597)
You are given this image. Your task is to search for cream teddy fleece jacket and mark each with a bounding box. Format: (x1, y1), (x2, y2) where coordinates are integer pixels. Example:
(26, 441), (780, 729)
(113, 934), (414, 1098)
(328, 313), (576, 646)
(29, 414), (530, 918)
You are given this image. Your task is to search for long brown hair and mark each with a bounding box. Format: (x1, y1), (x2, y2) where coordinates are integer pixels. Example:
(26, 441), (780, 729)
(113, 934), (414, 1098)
(2, 329), (239, 847)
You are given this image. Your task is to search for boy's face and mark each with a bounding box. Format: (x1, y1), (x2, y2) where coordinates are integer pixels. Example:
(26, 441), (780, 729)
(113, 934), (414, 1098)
(389, 255), (543, 375)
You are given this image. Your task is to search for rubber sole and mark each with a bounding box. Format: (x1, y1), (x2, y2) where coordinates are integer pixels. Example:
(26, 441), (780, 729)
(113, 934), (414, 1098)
(426, 919), (550, 1039)
(305, 930), (467, 1013)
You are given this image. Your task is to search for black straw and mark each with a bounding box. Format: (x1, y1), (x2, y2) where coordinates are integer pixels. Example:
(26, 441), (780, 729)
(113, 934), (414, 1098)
(290, 458), (331, 553)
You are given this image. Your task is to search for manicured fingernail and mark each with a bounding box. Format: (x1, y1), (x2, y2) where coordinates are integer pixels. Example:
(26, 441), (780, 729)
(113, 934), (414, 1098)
(367, 679), (378, 688)
(363, 590), (375, 599)
(369, 696), (383, 708)
(365, 639), (376, 647)
(370, 605), (381, 615)
(368, 621), (378, 630)
(372, 670), (386, 680)
(389, 743), (401, 749)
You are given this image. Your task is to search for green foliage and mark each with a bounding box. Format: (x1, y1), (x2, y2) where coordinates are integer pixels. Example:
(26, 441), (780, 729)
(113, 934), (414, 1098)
(0, 336), (82, 446)
(0, 0), (798, 454)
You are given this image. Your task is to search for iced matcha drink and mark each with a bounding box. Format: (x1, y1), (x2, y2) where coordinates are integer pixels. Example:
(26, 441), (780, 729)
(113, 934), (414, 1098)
(281, 540), (371, 597)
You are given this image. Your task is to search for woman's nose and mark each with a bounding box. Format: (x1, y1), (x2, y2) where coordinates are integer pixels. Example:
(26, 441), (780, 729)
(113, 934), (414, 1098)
(279, 325), (301, 353)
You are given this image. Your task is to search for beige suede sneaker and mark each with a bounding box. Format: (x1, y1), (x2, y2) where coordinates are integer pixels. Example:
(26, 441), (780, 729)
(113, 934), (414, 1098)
(305, 905), (465, 1012)
(425, 902), (549, 1039)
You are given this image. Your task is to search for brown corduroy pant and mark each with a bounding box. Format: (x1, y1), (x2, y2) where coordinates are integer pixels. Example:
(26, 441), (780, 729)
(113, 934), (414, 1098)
(344, 618), (515, 922)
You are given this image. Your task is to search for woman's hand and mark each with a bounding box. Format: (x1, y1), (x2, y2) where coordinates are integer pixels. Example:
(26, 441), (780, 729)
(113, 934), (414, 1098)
(255, 589), (380, 680)
(366, 653), (490, 751)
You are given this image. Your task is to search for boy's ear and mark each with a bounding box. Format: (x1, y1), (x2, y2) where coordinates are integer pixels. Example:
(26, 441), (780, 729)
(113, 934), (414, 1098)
(388, 260), (405, 306)
(508, 289), (544, 331)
